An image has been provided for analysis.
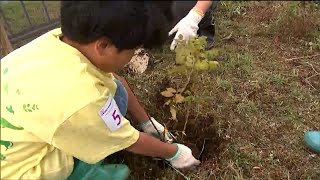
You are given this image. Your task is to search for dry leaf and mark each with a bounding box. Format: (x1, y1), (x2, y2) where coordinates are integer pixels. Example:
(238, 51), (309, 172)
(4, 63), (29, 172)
(170, 106), (177, 121)
(164, 99), (172, 106)
(177, 88), (185, 94)
(253, 166), (261, 170)
(222, 31), (233, 40)
(166, 88), (177, 94)
(175, 94), (185, 103)
(161, 90), (174, 98)
(184, 90), (192, 96)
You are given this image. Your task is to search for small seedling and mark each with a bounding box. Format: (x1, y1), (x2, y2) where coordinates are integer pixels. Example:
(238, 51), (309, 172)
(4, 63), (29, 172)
(161, 35), (221, 130)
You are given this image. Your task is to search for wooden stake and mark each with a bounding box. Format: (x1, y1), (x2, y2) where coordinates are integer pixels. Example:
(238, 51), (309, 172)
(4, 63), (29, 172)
(0, 19), (13, 57)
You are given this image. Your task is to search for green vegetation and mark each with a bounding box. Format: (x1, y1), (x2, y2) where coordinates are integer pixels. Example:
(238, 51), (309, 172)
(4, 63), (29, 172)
(0, 1), (60, 34)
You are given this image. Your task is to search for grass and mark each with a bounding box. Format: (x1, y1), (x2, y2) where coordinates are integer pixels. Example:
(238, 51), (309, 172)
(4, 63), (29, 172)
(2, 1), (320, 180)
(0, 1), (60, 35)
(120, 1), (320, 179)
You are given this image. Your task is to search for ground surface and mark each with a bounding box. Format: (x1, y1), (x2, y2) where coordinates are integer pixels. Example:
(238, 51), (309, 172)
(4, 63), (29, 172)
(118, 2), (320, 180)
(2, 1), (320, 180)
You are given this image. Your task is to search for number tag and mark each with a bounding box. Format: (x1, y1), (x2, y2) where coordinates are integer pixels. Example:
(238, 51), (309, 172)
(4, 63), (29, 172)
(99, 97), (123, 132)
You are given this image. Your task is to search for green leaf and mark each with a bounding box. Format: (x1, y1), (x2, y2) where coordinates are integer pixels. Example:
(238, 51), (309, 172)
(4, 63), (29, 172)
(1, 117), (24, 130)
(167, 66), (188, 75)
(3, 68), (8, 75)
(16, 89), (21, 95)
(23, 104), (27, 112)
(6, 106), (14, 114)
(0, 140), (13, 150)
(0, 154), (6, 160)
(4, 84), (8, 94)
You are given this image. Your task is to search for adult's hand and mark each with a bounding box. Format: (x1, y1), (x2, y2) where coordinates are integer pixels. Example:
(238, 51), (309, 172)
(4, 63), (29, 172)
(169, 9), (203, 51)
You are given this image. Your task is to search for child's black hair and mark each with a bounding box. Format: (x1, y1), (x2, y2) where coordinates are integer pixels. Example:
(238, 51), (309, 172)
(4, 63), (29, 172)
(60, 1), (174, 50)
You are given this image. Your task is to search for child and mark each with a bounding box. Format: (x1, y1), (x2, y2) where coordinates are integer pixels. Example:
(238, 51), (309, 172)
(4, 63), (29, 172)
(0, 1), (200, 180)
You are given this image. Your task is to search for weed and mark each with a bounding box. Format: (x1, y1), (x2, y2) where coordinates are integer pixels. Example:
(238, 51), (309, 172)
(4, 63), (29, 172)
(270, 1), (318, 42)
(236, 100), (259, 116)
(279, 106), (304, 123)
(216, 77), (233, 92)
(220, 1), (248, 20)
(267, 151), (281, 166)
(267, 74), (287, 86)
(222, 52), (253, 78)
(303, 37), (320, 51)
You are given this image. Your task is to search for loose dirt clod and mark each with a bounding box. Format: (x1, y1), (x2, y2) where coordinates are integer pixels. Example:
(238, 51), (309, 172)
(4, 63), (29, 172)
(124, 48), (149, 74)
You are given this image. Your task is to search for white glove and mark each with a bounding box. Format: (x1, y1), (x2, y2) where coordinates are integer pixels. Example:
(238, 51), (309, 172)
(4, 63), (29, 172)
(166, 143), (201, 169)
(169, 9), (204, 51)
(140, 117), (174, 143)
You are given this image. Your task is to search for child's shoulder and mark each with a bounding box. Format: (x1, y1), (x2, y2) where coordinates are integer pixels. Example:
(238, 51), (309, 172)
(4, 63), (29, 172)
(1, 28), (69, 63)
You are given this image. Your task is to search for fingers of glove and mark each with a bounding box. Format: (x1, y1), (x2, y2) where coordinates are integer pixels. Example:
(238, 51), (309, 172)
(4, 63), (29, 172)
(170, 38), (178, 51)
(184, 30), (198, 42)
(171, 158), (201, 169)
(150, 118), (165, 131)
(166, 131), (176, 141)
(169, 144), (201, 169)
(149, 131), (172, 143)
(169, 23), (179, 36)
(143, 118), (164, 132)
(170, 30), (185, 51)
(190, 158), (201, 167)
(171, 29), (198, 51)
(164, 133), (174, 143)
(183, 159), (201, 169)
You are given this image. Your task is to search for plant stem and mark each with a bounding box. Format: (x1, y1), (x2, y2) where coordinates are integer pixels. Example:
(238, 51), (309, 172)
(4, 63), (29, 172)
(182, 108), (190, 140)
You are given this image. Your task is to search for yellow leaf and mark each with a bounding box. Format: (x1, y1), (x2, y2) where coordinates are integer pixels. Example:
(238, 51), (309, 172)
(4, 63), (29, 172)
(161, 90), (174, 98)
(166, 88), (177, 94)
(170, 106), (177, 121)
(175, 94), (185, 103)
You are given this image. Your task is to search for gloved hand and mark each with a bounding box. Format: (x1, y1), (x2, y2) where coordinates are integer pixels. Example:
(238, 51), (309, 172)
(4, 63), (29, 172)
(166, 143), (201, 169)
(140, 117), (174, 143)
(169, 8), (204, 51)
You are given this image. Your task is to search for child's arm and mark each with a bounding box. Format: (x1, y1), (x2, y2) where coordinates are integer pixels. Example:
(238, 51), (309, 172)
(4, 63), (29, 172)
(113, 73), (174, 142)
(112, 73), (149, 124)
(125, 132), (177, 159)
(126, 132), (201, 169)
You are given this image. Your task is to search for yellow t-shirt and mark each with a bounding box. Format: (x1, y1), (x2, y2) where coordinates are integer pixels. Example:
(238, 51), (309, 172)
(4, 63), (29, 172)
(0, 28), (140, 180)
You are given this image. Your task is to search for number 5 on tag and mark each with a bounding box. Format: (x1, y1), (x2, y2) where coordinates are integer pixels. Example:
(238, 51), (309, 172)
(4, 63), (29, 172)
(99, 97), (123, 132)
